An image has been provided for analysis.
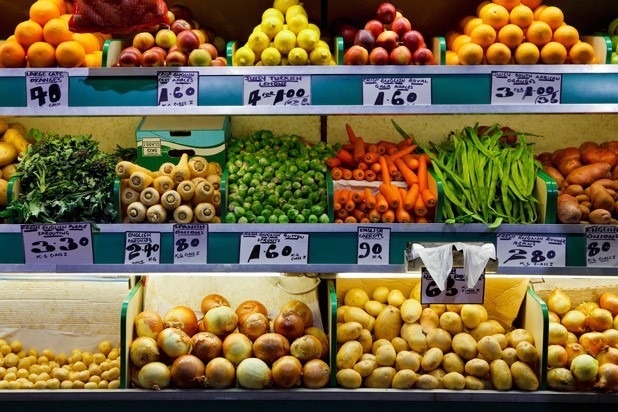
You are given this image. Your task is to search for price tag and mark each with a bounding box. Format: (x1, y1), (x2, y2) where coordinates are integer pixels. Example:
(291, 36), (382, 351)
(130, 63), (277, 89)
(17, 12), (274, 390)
(244, 75), (311, 106)
(420, 268), (485, 305)
(363, 77), (431, 106)
(586, 226), (618, 267)
(357, 226), (390, 264)
(491, 71), (561, 105)
(124, 232), (161, 264)
(497, 234), (566, 267)
(21, 223), (93, 264)
(26, 71), (69, 109)
(173, 224), (207, 264)
(157, 71), (198, 106)
(239, 232), (309, 264)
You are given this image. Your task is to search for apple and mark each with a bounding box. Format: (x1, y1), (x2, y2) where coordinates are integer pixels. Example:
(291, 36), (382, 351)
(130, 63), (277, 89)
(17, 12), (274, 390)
(376, 30), (399, 52)
(369, 46), (390, 65)
(389, 45), (412, 65)
(169, 4), (193, 22)
(132, 32), (156, 52)
(391, 17), (412, 37)
(176, 30), (201, 53)
(339, 25), (357, 49)
(364, 19), (384, 39)
(118, 47), (142, 67)
(165, 50), (188, 66)
(344, 45), (369, 65)
(354, 29), (376, 51)
(611, 52), (618, 65)
(192, 29), (206, 44)
(401, 30), (424, 53)
(213, 56), (228, 66)
(141, 48), (165, 67)
(412, 47), (435, 65)
(199, 42), (218, 59)
(155, 29), (177, 49)
(375, 2), (397, 24)
(150, 46), (168, 60)
(171, 19), (193, 35)
(188, 48), (212, 66)
(166, 10), (176, 25)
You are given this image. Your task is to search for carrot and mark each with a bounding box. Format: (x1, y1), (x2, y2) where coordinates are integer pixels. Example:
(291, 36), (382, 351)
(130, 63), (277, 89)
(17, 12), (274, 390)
(418, 153), (432, 165)
(394, 157), (419, 186)
(334, 218), (344, 224)
(333, 201), (342, 211)
(376, 144), (386, 155)
(366, 143), (379, 153)
(364, 152), (381, 164)
(342, 168), (353, 180)
(413, 195), (427, 217)
(364, 188), (377, 209)
(352, 169), (365, 180)
(357, 162), (368, 171)
(421, 188), (436, 208)
(351, 190), (365, 204)
(371, 162), (382, 173)
(336, 188), (349, 205)
(352, 209), (366, 221)
(384, 155), (398, 176)
(381, 209), (395, 223)
(353, 136), (366, 163)
(402, 154), (419, 170)
(336, 149), (356, 167)
(379, 183), (400, 209)
(337, 208), (349, 219)
(360, 217), (371, 224)
(345, 199), (356, 212)
(398, 137), (415, 149)
(415, 216), (429, 223)
(342, 144), (354, 151)
(368, 208), (381, 223)
(379, 156), (391, 185)
(344, 216), (358, 224)
(325, 157), (341, 168)
(356, 202), (368, 212)
(365, 170), (377, 182)
(396, 202), (412, 223)
(345, 123), (357, 144)
(375, 193), (389, 213)
(403, 184), (419, 210)
(390, 144), (418, 160)
(386, 145), (399, 156)
(394, 172), (404, 182)
(379, 140), (397, 149)
(330, 167), (343, 180)
(417, 154), (428, 193)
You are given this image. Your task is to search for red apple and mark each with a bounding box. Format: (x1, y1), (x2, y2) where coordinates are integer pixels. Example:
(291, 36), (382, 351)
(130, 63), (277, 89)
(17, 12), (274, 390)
(353, 29), (375, 51)
(150, 46), (168, 60)
(412, 47), (435, 65)
(118, 47), (142, 67)
(176, 30), (201, 53)
(165, 50), (188, 66)
(369, 46), (390, 65)
(199, 42), (218, 59)
(391, 17), (412, 37)
(376, 2), (397, 24)
(212, 56), (227, 66)
(339, 25), (357, 49)
(155, 29), (177, 49)
(132, 32), (156, 52)
(376, 30), (399, 52)
(401, 30), (424, 53)
(141, 48), (165, 67)
(169, 4), (193, 22)
(192, 29), (206, 44)
(389, 45), (412, 65)
(364, 19), (384, 39)
(188, 48), (212, 66)
(166, 10), (176, 24)
(344, 45), (369, 65)
(170, 19), (193, 34)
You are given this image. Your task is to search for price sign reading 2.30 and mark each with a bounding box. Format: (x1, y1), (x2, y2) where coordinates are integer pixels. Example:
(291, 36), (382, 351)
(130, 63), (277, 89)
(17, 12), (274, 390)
(21, 223), (93, 264)
(244, 75), (311, 106)
(124, 232), (161, 265)
(173, 223), (207, 264)
(497, 234), (566, 268)
(357, 226), (390, 265)
(157, 71), (198, 107)
(586, 225), (618, 267)
(362, 77), (431, 106)
(420, 268), (485, 305)
(26, 71), (69, 109)
(239, 232), (309, 264)
(491, 71), (561, 105)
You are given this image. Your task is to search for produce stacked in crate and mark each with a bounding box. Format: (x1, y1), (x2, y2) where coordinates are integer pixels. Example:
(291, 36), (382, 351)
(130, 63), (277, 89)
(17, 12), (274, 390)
(0, 120), (29, 214)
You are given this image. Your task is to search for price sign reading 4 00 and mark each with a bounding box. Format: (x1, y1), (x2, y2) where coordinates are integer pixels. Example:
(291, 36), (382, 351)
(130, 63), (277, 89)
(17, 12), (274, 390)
(586, 225), (618, 267)
(157, 71), (198, 107)
(244, 75), (311, 106)
(491, 72), (562, 105)
(21, 223), (93, 264)
(496, 234), (566, 268)
(239, 232), (309, 264)
(124, 232), (161, 265)
(26, 71), (69, 109)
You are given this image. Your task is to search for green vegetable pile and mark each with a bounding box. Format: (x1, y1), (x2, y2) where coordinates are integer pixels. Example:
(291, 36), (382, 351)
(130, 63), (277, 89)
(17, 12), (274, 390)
(1, 129), (118, 224)
(225, 130), (335, 224)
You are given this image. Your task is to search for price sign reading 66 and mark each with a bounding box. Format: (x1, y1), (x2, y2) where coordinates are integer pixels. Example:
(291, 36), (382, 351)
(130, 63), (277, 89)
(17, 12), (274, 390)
(586, 226), (618, 267)
(420, 268), (485, 305)
(157, 71), (198, 107)
(21, 223), (93, 264)
(124, 232), (161, 265)
(357, 227), (390, 265)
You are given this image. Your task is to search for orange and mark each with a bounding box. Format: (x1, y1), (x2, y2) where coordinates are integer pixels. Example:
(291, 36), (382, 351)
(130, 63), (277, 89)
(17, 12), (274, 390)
(446, 31), (462, 50)
(526, 20), (552, 47)
(0, 41), (27, 68)
(478, 3), (495, 19)
(83, 52), (102, 68)
(59, 13), (72, 22)
(26, 41), (56, 67)
(476, 1), (492, 17)
(514, 41), (539, 64)
(457, 42), (484, 65)
(14, 20), (44, 49)
(55, 40), (86, 67)
(464, 17), (484, 36)
(509, 4), (534, 29)
(470, 24), (497, 48)
(540, 41), (567, 64)
(537, 6), (564, 31)
(72, 33), (100, 54)
(568, 41), (596, 64)
(43, 0), (67, 14)
(492, 0), (521, 11)
(482, 4), (510, 30)
(553, 25), (579, 49)
(29, 0), (61, 27)
(521, 0), (543, 8)
(498, 24), (524, 48)
(445, 50), (460, 65)
(458, 16), (475, 32)
(451, 34), (472, 53)
(43, 18), (73, 47)
(532, 5), (548, 20)
(486, 42), (512, 64)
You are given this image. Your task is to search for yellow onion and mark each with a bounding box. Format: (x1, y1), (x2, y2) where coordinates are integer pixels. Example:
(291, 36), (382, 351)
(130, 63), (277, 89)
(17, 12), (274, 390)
(600, 292), (618, 317)
(253, 333), (290, 365)
(236, 300), (269, 319)
(597, 346), (618, 366)
(546, 367), (576, 391)
(170, 354), (205, 388)
(595, 363), (618, 392)
(238, 312), (270, 341)
(304, 327), (329, 360)
(130, 365), (142, 388)
(603, 328), (618, 348)
(290, 335), (322, 363)
(203, 306), (238, 337)
(163, 306), (199, 336)
(566, 332), (579, 345)
(301, 359), (330, 389)
(580, 331), (608, 356)
(561, 310), (588, 334)
(191, 332), (222, 363)
(157, 327), (193, 358)
(236, 357), (272, 389)
(588, 308), (614, 332)
(204, 357), (236, 389)
(570, 354), (599, 382)
(222, 332), (253, 365)
(547, 288), (571, 316)
(274, 310), (305, 341)
(565, 343), (587, 368)
(548, 322), (568, 346)
(547, 345), (568, 368)
(134, 310), (164, 339)
(138, 361), (171, 390)
(130, 336), (160, 368)
(280, 300), (313, 328)
(548, 311), (561, 323)
(574, 301), (599, 316)
(200, 293), (230, 315)
(271, 355), (302, 389)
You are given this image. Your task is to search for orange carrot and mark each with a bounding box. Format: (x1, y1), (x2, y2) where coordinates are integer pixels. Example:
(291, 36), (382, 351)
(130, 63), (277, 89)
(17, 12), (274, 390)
(381, 209), (395, 223)
(364, 188), (377, 209)
(342, 168), (353, 180)
(414, 195), (427, 217)
(333, 201), (342, 211)
(342, 144), (354, 151)
(418, 153), (432, 165)
(371, 162), (382, 173)
(357, 162), (368, 171)
(376, 144), (386, 155)
(379, 156), (391, 185)
(366, 143), (379, 153)
(330, 167), (343, 180)
(386, 145), (399, 156)
(418, 154), (428, 193)
(368, 208), (381, 223)
(351, 190), (365, 204)
(336, 188), (349, 205)
(336, 149), (356, 167)
(394, 157), (419, 186)
(353, 136), (366, 163)
(352, 169), (365, 180)
(403, 184), (419, 210)
(376, 193), (389, 213)
(356, 202), (368, 212)
(345, 199), (356, 212)
(334, 218), (344, 224)
(337, 208), (349, 219)
(384, 155), (398, 177)
(345, 123), (357, 144)
(421, 188), (436, 208)
(379, 183), (400, 209)
(352, 209), (366, 221)
(365, 170), (377, 182)
(415, 216), (429, 223)
(325, 157), (341, 168)
(379, 140), (397, 149)
(360, 217), (371, 224)
(398, 137), (415, 149)
(344, 216), (358, 224)
(390, 144), (418, 160)
(402, 154), (419, 170)
(396, 202), (412, 223)
(364, 152), (381, 164)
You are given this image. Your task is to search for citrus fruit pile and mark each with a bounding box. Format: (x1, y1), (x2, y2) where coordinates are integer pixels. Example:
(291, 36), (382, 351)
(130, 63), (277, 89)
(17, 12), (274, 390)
(0, 0), (108, 68)
(446, 0), (597, 65)
(233, 0), (334, 66)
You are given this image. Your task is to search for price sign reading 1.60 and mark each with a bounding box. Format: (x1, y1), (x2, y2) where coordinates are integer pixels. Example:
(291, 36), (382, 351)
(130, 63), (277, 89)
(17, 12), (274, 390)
(586, 226), (618, 267)
(157, 71), (198, 107)
(21, 223), (93, 264)
(124, 232), (161, 265)
(491, 72), (562, 105)
(239, 232), (309, 264)
(244, 75), (311, 106)
(363, 77), (431, 106)
(497, 234), (566, 268)
(26, 71), (69, 109)
(420, 268), (485, 305)
(173, 224), (207, 264)
(357, 227), (390, 265)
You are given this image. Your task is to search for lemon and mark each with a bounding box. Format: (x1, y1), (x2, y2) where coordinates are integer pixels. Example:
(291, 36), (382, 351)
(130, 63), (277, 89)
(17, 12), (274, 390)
(286, 13), (308, 35)
(233, 46), (255, 66)
(253, 24), (262, 33)
(285, 4), (308, 21)
(281, 57), (289, 65)
(287, 47), (308, 65)
(307, 23), (321, 38)
(274, 0), (299, 14)
(260, 46), (282, 66)
(261, 16), (283, 40)
(262, 8), (284, 23)
(316, 40), (331, 50)
(247, 30), (271, 56)
(309, 45), (331, 65)
(297, 28), (319, 51)
(274, 29), (297, 55)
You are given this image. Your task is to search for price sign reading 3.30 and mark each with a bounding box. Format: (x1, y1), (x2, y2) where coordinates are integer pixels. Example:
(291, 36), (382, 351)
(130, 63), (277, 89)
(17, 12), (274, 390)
(586, 225), (618, 267)
(26, 71), (69, 109)
(22, 223), (93, 264)
(363, 77), (431, 106)
(125, 232), (161, 264)
(491, 72), (561, 105)
(157, 71), (198, 107)
(173, 224), (207, 264)
(239, 232), (309, 264)
(244, 75), (311, 106)
(420, 268), (485, 305)
(357, 226), (390, 265)
(497, 234), (566, 268)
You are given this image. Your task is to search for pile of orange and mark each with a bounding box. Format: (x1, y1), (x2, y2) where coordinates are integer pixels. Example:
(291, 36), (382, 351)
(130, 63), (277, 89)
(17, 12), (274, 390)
(446, 0), (597, 65)
(0, 0), (109, 68)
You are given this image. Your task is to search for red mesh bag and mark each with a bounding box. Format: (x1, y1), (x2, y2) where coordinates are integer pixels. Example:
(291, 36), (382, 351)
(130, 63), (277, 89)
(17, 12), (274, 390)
(69, 0), (170, 34)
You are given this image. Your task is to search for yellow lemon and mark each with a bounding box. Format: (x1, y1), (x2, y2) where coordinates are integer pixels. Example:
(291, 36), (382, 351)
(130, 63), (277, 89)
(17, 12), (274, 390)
(260, 46), (282, 66)
(297, 28), (319, 51)
(274, 29), (297, 55)
(285, 4), (308, 21)
(262, 8), (284, 24)
(287, 46), (308, 65)
(247, 30), (271, 56)
(261, 16), (283, 40)
(274, 0), (299, 14)
(286, 13), (308, 35)
(309, 45), (331, 65)
(233, 46), (255, 66)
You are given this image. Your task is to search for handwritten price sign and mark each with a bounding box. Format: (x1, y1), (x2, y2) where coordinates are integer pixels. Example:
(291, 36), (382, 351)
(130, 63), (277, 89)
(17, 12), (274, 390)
(244, 75), (311, 106)
(420, 268), (485, 305)
(586, 226), (618, 267)
(124, 232), (161, 264)
(239, 232), (309, 264)
(26, 71), (68, 109)
(21, 223), (93, 264)
(173, 224), (207, 264)
(491, 71), (561, 105)
(363, 77), (431, 106)
(497, 234), (566, 268)
(357, 226), (390, 265)
(157, 71), (198, 107)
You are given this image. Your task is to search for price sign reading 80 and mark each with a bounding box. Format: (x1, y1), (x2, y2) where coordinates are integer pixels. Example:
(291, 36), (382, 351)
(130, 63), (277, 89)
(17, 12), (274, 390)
(586, 226), (618, 267)
(497, 234), (566, 268)
(21, 223), (93, 264)
(157, 71), (198, 107)
(357, 227), (390, 265)
(173, 224), (207, 264)
(124, 232), (161, 265)
(26, 71), (69, 109)
(491, 72), (562, 105)
(420, 268), (485, 305)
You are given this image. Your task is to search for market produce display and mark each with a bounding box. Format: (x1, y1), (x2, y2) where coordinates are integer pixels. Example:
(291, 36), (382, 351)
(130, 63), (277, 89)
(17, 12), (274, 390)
(0, 120), (29, 211)
(130, 296), (329, 389)
(542, 288), (618, 392)
(537, 140), (618, 224)
(445, 0), (597, 65)
(224, 130), (334, 224)
(336, 286), (540, 390)
(0, 337), (121, 389)
(607, 18), (618, 64)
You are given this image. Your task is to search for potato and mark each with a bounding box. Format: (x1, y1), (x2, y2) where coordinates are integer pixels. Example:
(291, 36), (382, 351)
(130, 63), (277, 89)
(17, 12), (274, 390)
(337, 306), (348, 323)
(0, 142), (17, 167)
(515, 341), (539, 363)
(336, 321), (362, 343)
(427, 368), (446, 388)
(502, 347), (518, 366)
(375, 343), (396, 367)
(2, 164), (16, 181)
(460, 304), (488, 329)
(357, 329), (373, 353)
(410, 282), (421, 301)
(429, 304), (446, 317)
(477, 335), (503, 362)
(489, 359), (512, 391)
(360, 353), (376, 361)
(364, 366), (396, 388)
(391, 369), (417, 389)
(364, 300), (385, 317)
(371, 339), (392, 355)
(336, 369), (362, 389)
(420, 307), (440, 334)
(452, 333), (478, 360)
(343, 306), (373, 329)
(0, 118), (7, 134)
(353, 359), (377, 377)
(465, 358), (489, 378)
(400, 299), (422, 323)
(471, 320), (505, 341)
(374, 305), (402, 341)
(465, 375), (485, 390)
(336, 340), (363, 370)
(446, 304), (463, 314)
(0, 178), (7, 207)
(442, 371), (465, 390)
(2, 128), (29, 156)
(507, 328), (534, 348)
(415, 374), (439, 389)
(372, 286), (390, 303)
(421, 347), (443, 372)
(391, 337), (409, 353)
(439, 311), (464, 334)
(401, 323), (427, 353)
(426, 328), (452, 353)
(492, 333), (508, 350)
(395, 350), (421, 372)
(387, 289), (406, 307)
(344, 288), (370, 308)
(510, 361), (539, 391)
(442, 352), (464, 374)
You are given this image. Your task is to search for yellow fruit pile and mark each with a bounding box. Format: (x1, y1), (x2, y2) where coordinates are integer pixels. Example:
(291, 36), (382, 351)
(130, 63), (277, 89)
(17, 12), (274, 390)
(0, 119), (29, 210)
(233, 0), (334, 66)
(0, 0), (109, 68)
(446, 0), (597, 65)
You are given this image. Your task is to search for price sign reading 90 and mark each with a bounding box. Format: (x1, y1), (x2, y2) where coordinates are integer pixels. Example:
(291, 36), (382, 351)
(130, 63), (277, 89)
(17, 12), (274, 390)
(21, 223), (93, 264)
(26, 71), (69, 109)
(357, 227), (390, 265)
(362, 77), (431, 106)
(244, 75), (311, 106)
(124, 232), (161, 265)
(497, 234), (566, 268)
(586, 226), (618, 267)
(239, 232), (309, 264)
(491, 72), (561, 105)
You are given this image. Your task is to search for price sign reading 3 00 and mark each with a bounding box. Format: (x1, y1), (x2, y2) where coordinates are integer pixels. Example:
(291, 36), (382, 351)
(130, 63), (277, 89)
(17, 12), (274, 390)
(497, 234), (566, 268)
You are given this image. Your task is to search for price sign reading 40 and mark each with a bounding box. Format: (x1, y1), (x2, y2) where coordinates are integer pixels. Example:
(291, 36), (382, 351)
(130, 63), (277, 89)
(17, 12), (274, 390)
(357, 227), (390, 265)
(586, 225), (618, 267)
(491, 71), (562, 105)
(496, 234), (566, 268)
(21, 223), (93, 264)
(124, 232), (161, 265)
(239, 232), (309, 264)
(173, 224), (207, 264)
(362, 77), (431, 106)
(244, 75), (311, 106)
(157, 71), (198, 107)
(420, 268), (485, 305)
(26, 71), (69, 109)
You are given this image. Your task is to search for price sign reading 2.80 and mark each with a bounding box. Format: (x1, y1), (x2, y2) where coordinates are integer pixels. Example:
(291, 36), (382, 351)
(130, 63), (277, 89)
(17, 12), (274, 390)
(21, 223), (93, 264)
(496, 234), (566, 268)
(244, 75), (311, 106)
(586, 225), (618, 267)
(420, 268), (485, 305)
(124, 232), (161, 265)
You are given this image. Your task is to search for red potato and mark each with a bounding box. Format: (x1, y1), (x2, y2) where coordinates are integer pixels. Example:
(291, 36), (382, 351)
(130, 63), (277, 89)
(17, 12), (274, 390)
(565, 185), (585, 197)
(579, 141), (599, 154)
(601, 141), (618, 154)
(579, 204), (591, 221)
(551, 147), (581, 168)
(591, 179), (618, 192)
(566, 163), (612, 186)
(590, 183), (615, 212)
(537, 152), (552, 164)
(581, 148), (618, 168)
(557, 194), (582, 224)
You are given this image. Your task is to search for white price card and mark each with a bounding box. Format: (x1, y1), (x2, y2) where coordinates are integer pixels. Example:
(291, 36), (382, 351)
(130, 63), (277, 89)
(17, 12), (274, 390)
(497, 234), (566, 268)
(363, 77), (431, 106)
(21, 223), (93, 264)
(491, 71), (561, 105)
(157, 71), (198, 106)
(124, 232), (161, 265)
(26, 71), (69, 109)
(357, 226), (390, 265)
(420, 268), (485, 305)
(173, 224), (207, 264)
(239, 232), (309, 264)
(586, 225), (618, 267)
(244, 75), (311, 106)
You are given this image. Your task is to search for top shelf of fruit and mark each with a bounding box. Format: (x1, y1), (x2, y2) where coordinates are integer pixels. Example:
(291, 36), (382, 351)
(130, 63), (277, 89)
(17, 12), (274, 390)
(0, 0), (618, 115)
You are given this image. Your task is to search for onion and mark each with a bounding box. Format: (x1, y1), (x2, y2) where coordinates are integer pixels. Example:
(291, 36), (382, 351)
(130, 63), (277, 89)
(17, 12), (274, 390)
(548, 322), (569, 346)
(171, 354), (205, 388)
(138, 361), (171, 390)
(304, 327), (329, 360)
(253, 333), (290, 365)
(130, 366), (143, 388)
(290, 335), (322, 363)
(271, 355), (302, 389)
(130, 336), (160, 368)
(566, 332), (579, 345)
(236, 357), (272, 389)
(574, 301), (599, 316)
(547, 345), (568, 368)
(163, 306), (199, 336)
(548, 311), (561, 323)
(603, 328), (618, 348)
(134, 310), (164, 339)
(597, 346), (618, 366)
(588, 308), (614, 332)
(570, 354), (599, 382)
(546, 367), (576, 391)
(157, 327), (193, 358)
(222, 332), (254, 365)
(200, 293), (230, 315)
(595, 363), (618, 392)
(203, 306), (238, 337)
(204, 357), (236, 388)
(547, 288), (571, 315)
(238, 312), (270, 341)
(280, 300), (313, 328)
(191, 332), (222, 363)
(600, 292), (618, 317)
(560, 310), (588, 334)
(565, 343), (587, 368)
(236, 300), (269, 319)
(274, 310), (305, 341)
(301, 359), (330, 389)
(579, 331), (608, 357)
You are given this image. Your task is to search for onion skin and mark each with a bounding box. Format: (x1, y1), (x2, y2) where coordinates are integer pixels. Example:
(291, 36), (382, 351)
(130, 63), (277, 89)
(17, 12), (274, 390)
(304, 327), (329, 360)
(130, 336), (160, 368)
(203, 306), (239, 337)
(271, 355), (302, 389)
(570, 354), (599, 382)
(560, 310), (588, 334)
(204, 357), (236, 389)
(138, 361), (171, 390)
(236, 300), (269, 319)
(171, 354), (205, 389)
(588, 308), (614, 332)
(134, 310), (164, 339)
(301, 359), (331, 389)
(565, 343), (587, 368)
(274, 310), (305, 341)
(595, 363), (618, 392)
(191, 332), (222, 363)
(597, 346), (618, 366)
(579, 332), (608, 357)
(163, 306), (199, 337)
(547, 288), (571, 316)
(600, 292), (618, 317)
(253, 333), (290, 365)
(547, 367), (576, 391)
(236, 357), (272, 389)
(281, 300), (313, 328)
(290, 335), (322, 363)
(200, 294), (230, 315)
(222, 332), (254, 365)
(157, 327), (193, 358)
(238, 312), (270, 341)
